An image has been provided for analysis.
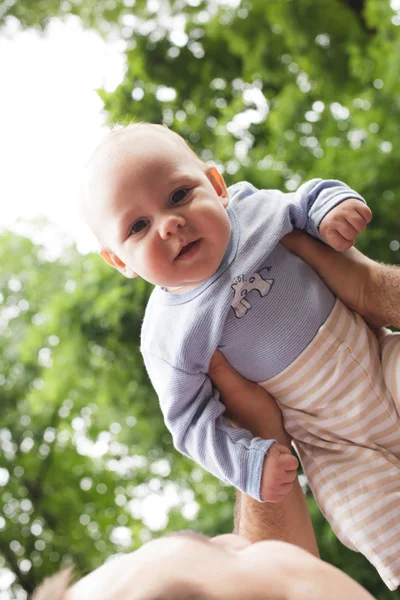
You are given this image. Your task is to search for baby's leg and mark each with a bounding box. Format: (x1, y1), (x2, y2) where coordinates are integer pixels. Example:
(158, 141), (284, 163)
(379, 328), (400, 412)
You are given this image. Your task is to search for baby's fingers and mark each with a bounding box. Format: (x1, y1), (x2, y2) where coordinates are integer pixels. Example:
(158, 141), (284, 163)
(346, 211), (367, 233)
(336, 220), (358, 242)
(346, 206), (371, 233)
(280, 468), (298, 485)
(342, 198), (372, 225)
(266, 483), (294, 503)
(285, 456), (299, 473)
(279, 451), (299, 472)
(356, 203), (372, 224)
(280, 481), (295, 495)
(326, 230), (354, 251)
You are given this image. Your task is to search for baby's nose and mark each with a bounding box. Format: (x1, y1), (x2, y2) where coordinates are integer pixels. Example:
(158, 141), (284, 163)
(159, 214), (185, 239)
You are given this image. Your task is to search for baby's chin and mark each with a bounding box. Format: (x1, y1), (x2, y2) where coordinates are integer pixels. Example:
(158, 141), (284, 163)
(160, 254), (227, 292)
(165, 280), (205, 293)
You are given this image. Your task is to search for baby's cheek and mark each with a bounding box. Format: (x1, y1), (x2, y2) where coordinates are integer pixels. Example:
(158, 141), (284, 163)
(146, 244), (170, 281)
(126, 245), (148, 279)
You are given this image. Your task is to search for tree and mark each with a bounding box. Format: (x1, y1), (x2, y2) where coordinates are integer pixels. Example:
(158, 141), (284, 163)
(0, 230), (233, 597)
(1, 1), (399, 598)
(97, 0), (400, 266)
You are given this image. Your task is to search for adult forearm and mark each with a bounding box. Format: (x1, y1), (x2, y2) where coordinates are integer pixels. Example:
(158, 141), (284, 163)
(282, 230), (400, 328)
(236, 478), (319, 557)
(371, 261), (400, 329)
(235, 389), (318, 556)
(208, 351), (319, 556)
(234, 390), (318, 557)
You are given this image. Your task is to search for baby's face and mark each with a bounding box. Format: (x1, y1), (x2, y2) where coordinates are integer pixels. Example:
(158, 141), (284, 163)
(87, 130), (231, 291)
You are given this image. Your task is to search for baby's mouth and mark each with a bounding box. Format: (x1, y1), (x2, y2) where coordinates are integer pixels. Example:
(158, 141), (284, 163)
(176, 239), (200, 259)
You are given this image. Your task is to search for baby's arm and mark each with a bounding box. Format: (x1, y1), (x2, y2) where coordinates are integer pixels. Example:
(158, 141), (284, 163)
(207, 351), (298, 503)
(282, 230), (400, 328)
(271, 178), (368, 249)
(319, 198), (372, 251)
(297, 179), (371, 250)
(143, 351), (296, 502)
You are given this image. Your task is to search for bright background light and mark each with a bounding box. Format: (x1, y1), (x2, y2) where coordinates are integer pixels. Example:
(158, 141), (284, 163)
(0, 16), (127, 255)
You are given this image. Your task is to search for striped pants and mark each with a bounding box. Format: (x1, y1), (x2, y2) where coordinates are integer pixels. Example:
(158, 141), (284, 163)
(261, 299), (400, 590)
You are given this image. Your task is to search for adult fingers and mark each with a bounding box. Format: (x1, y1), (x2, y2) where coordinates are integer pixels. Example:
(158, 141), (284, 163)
(208, 350), (254, 398)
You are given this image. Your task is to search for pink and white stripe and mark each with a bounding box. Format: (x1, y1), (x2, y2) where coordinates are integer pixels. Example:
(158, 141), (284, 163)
(260, 299), (400, 590)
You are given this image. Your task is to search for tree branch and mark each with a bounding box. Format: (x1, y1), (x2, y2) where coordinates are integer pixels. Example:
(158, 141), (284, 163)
(342, 0), (376, 33)
(0, 537), (35, 595)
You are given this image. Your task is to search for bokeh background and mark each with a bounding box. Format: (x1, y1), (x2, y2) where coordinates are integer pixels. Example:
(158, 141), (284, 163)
(0, 0), (399, 598)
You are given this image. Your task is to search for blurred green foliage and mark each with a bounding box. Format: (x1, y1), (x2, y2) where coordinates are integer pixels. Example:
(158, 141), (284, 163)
(0, 0), (399, 598)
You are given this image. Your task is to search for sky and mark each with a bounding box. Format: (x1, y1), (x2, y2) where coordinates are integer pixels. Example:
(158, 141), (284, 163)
(0, 16), (127, 256)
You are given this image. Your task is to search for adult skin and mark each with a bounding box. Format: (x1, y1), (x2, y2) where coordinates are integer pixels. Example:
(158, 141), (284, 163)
(282, 229), (400, 329)
(61, 533), (375, 600)
(210, 229), (399, 546)
(33, 232), (395, 600)
(35, 346), (375, 599)
(208, 345), (317, 554)
(36, 340), (375, 600)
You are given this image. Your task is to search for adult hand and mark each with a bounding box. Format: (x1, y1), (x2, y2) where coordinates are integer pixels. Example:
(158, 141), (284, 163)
(208, 351), (290, 446)
(281, 229), (389, 328)
(208, 352), (319, 556)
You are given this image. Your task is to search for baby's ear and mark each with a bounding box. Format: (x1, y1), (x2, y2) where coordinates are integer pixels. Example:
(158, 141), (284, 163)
(208, 167), (229, 207)
(99, 250), (137, 279)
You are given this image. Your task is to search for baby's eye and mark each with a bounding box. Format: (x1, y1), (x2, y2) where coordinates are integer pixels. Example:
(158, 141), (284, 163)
(170, 188), (189, 205)
(130, 219), (148, 235)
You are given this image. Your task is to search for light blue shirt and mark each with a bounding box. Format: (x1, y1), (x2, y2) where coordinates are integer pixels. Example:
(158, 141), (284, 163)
(141, 179), (365, 500)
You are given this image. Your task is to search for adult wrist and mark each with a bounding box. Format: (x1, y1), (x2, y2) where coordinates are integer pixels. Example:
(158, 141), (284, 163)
(365, 260), (393, 327)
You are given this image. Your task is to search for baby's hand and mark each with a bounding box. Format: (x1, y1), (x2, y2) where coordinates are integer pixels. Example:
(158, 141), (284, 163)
(319, 198), (372, 251)
(260, 443), (299, 503)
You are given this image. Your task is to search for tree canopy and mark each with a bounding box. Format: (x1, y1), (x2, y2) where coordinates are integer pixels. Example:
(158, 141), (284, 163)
(0, 1), (399, 598)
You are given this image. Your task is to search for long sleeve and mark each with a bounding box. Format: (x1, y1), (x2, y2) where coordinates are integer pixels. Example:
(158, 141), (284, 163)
(142, 351), (275, 501)
(140, 177), (365, 503)
(278, 178), (365, 240)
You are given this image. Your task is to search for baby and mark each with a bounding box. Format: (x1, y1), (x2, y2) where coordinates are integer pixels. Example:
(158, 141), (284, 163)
(82, 123), (400, 589)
